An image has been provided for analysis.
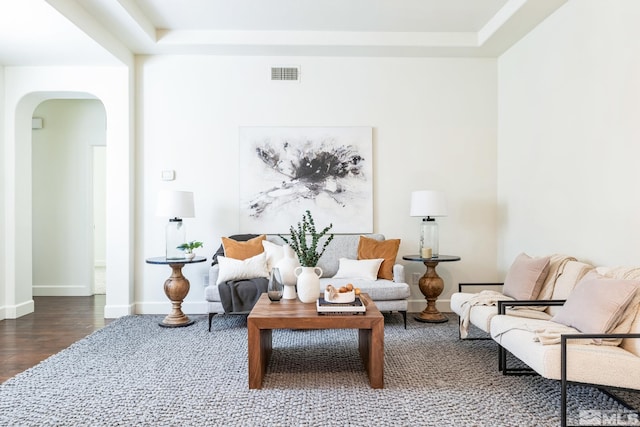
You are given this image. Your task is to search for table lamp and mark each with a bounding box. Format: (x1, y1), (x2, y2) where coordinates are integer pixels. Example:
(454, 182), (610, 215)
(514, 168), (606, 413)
(409, 190), (447, 258)
(156, 190), (195, 259)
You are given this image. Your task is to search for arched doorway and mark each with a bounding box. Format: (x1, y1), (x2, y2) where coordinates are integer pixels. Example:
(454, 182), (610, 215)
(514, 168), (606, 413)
(4, 80), (133, 320)
(31, 99), (106, 298)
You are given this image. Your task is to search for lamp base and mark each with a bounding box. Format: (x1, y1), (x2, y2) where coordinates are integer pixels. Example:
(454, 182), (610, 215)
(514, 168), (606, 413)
(419, 217), (439, 260)
(166, 218), (185, 260)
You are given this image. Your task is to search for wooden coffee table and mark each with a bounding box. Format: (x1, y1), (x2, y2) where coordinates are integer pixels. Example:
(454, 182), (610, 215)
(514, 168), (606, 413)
(247, 293), (384, 389)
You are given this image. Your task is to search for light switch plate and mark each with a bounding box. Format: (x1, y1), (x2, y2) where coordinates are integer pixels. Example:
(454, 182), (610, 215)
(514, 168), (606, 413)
(161, 170), (175, 181)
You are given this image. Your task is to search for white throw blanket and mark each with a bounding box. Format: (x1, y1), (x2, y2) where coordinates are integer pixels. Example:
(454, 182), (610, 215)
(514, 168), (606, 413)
(491, 321), (623, 346)
(532, 325), (581, 345)
(459, 290), (513, 338)
(491, 321), (580, 345)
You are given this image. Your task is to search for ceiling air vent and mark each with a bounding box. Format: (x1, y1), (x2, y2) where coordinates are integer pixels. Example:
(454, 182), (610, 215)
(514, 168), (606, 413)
(271, 66), (300, 82)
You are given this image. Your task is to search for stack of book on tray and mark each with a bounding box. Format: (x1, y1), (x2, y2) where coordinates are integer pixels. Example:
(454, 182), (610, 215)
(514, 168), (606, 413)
(316, 296), (366, 315)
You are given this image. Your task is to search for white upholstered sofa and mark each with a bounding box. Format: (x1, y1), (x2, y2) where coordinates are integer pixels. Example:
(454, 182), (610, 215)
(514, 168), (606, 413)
(205, 233), (410, 330)
(450, 254), (640, 426)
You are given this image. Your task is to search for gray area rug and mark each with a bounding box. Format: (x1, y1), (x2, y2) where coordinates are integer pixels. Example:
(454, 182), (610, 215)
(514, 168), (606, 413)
(1, 312), (637, 426)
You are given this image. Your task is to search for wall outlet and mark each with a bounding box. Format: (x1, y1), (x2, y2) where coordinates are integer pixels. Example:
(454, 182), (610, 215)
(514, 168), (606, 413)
(412, 272), (421, 285)
(203, 274), (209, 286)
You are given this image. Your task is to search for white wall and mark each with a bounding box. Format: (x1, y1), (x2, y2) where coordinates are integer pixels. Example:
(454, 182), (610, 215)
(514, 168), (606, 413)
(31, 99), (105, 296)
(0, 66), (5, 319)
(2, 66), (132, 319)
(137, 55), (499, 314)
(93, 146), (106, 267)
(497, 0), (640, 271)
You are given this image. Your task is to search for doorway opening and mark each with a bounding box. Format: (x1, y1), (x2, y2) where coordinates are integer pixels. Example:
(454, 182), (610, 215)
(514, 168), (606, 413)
(31, 99), (107, 298)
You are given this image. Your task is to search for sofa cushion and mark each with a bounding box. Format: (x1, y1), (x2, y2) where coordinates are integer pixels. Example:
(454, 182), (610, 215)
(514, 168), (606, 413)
(585, 266), (640, 355)
(547, 261), (595, 316)
(357, 236), (400, 280)
(316, 234), (384, 278)
(597, 266), (640, 280)
(535, 255), (576, 301)
(212, 234), (260, 265)
(319, 277), (410, 301)
(624, 304), (640, 357)
(262, 240), (284, 271)
(551, 275), (640, 335)
(222, 235), (266, 260)
(216, 253), (269, 285)
(490, 315), (640, 388)
(333, 258), (384, 281)
(502, 253), (551, 300)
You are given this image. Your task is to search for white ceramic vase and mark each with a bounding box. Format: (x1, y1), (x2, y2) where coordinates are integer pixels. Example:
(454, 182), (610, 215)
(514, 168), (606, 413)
(274, 244), (301, 300)
(294, 266), (323, 303)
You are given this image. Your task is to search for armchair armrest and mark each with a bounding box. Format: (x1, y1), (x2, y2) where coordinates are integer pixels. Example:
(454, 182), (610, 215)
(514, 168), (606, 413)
(497, 299), (566, 315)
(561, 332), (640, 343)
(458, 282), (504, 292)
(393, 263), (405, 283)
(208, 264), (220, 288)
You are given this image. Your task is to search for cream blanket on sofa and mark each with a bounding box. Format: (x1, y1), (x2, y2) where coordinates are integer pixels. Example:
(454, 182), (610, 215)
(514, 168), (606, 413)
(459, 290), (512, 338)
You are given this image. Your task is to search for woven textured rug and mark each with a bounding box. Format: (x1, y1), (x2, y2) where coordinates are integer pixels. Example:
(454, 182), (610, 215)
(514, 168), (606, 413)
(0, 312), (637, 426)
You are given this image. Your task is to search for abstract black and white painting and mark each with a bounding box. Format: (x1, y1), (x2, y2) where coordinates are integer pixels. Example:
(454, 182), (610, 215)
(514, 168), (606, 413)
(239, 127), (373, 233)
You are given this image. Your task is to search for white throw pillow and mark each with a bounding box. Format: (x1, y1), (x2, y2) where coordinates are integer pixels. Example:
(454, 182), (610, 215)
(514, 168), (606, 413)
(333, 258), (384, 281)
(216, 252), (269, 285)
(262, 240), (284, 272)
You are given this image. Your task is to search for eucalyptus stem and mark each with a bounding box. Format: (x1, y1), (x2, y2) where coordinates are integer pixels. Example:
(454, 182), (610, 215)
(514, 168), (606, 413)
(279, 210), (334, 267)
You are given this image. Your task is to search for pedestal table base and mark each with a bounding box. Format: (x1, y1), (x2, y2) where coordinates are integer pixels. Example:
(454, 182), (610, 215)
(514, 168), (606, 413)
(160, 263), (194, 327)
(415, 259), (448, 323)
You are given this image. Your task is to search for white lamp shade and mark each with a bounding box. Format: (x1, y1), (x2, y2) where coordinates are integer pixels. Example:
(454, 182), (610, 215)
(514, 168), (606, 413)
(156, 190), (195, 219)
(410, 190), (447, 217)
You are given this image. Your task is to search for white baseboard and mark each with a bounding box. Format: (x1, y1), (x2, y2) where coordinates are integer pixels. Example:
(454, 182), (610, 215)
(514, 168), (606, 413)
(104, 303), (135, 319)
(135, 300), (208, 315)
(1, 299), (35, 319)
(32, 285), (92, 297)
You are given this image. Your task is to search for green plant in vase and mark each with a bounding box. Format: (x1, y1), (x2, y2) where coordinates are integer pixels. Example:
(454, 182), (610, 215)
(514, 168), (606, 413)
(279, 210), (334, 303)
(279, 210), (334, 267)
(176, 240), (203, 259)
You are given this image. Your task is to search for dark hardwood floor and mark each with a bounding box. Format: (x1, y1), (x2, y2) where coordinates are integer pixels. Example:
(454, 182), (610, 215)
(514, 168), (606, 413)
(0, 295), (111, 383)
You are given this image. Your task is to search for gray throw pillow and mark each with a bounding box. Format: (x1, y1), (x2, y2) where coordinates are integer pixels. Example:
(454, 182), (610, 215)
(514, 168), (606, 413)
(551, 276), (640, 334)
(502, 253), (551, 300)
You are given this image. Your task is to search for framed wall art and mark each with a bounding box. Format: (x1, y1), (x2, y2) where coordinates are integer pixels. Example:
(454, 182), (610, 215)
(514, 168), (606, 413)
(239, 126), (373, 233)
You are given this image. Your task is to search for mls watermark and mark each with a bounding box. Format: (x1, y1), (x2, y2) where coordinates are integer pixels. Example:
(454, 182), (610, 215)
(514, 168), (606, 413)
(578, 410), (640, 426)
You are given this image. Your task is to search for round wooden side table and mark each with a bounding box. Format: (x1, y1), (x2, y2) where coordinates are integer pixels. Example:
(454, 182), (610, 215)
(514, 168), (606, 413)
(402, 254), (461, 323)
(146, 256), (206, 327)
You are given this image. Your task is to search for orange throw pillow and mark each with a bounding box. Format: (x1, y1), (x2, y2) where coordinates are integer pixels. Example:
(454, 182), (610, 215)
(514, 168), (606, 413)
(222, 235), (266, 260)
(357, 236), (400, 280)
